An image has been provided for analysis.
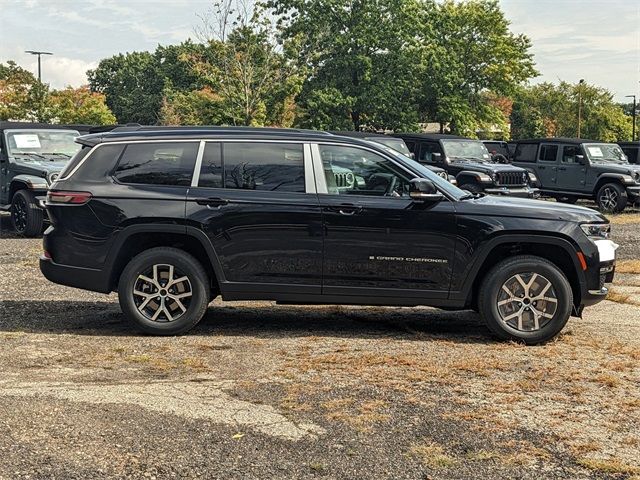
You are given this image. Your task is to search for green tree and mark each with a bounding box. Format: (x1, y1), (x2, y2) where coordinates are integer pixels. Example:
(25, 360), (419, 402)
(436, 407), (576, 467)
(511, 81), (632, 141)
(270, 0), (421, 131)
(48, 86), (116, 125)
(417, 0), (537, 136)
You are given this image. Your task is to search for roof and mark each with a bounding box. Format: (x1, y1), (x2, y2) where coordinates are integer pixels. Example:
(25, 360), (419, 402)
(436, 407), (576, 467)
(618, 141), (640, 147)
(393, 133), (469, 141)
(76, 125), (371, 148)
(329, 131), (387, 138)
(0, 121), (81, 131)
(514, 137), (600, 144)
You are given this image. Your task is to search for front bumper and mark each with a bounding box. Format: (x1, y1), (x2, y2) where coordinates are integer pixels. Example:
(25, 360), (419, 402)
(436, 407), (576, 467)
(483, 186), (540, 198)
(580, 240), (618, 307)
(626, 185), (640, 199)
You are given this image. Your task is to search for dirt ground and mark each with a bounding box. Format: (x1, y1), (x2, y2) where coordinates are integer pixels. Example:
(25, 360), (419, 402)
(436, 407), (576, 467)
(0, 211), (639, 479)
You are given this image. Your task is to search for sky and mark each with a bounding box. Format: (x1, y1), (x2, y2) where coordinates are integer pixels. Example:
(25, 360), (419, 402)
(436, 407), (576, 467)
(0, 0), (638, 101)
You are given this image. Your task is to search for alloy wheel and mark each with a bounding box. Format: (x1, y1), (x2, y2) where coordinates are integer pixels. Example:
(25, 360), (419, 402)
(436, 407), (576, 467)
(133, 264), (193, 322)
(599, 187), (618, 211)
(496, 272), (558, 331)
(11, 195), (27, 232)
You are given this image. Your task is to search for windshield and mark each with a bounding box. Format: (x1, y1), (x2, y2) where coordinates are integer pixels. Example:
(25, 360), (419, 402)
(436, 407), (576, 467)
(442, 140), (491, 161)
(584, 143), (628, 163)
(368, 137), (411, 155)
(5, 129), (81, 158)
(384, 149), (468, 200)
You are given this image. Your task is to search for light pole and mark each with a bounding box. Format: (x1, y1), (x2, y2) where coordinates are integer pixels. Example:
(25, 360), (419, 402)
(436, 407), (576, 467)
(626, 95), (637, 141)
(577, 79), (585, 138)
(25, 50), (53, 83)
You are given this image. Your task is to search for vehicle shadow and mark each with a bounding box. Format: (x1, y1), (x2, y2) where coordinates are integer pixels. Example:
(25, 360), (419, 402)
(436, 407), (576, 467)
(0, 299), (496, 344)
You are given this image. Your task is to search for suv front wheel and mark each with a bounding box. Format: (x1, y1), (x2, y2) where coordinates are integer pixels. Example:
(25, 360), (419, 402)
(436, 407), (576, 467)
(478, 255), (573, 345)
(11, 190), (43, 237)
(596, 183), (628, 213)
(118, 247), (210, 335)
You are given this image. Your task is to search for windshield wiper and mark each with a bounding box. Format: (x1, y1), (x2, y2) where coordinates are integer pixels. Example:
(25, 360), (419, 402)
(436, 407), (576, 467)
(12, 152), (46, 159)
(41, 152), (71, 158)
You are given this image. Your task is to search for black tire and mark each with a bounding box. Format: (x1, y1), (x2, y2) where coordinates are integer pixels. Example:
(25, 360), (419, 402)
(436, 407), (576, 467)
(478, 255), (573, 345)
(459, 183), (483, 194)
(11, 190), (43, 237)
(118, 247), (210, 335)
(556, 196), (578, 204)
(596, 183), (627, 213)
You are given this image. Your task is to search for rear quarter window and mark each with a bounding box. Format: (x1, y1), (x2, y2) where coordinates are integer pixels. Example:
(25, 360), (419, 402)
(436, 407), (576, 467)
(58, 146), (91, 179)
(513, 143), (537, 163)
(74, 144), (125, 181)
(114, 142), (199, 186)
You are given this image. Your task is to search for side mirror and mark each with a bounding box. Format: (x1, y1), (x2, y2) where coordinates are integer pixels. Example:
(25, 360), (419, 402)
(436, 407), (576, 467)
(431, 152), (442, 163)
(576, 154), (586, 165)
(409, 178), (444, 202)
(409, 152), (416, 160)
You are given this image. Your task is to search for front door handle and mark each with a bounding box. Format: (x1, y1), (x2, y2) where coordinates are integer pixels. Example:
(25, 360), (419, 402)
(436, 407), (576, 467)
(558, 167), (567, 171)
(538, 166), (546, 170)
(328, 204), (363, 215)
(196, 197), (229, 207)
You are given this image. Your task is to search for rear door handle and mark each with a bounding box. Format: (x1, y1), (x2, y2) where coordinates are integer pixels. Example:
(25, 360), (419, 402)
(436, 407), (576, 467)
(538, 166), (546, 170)
(328, 204), (363, 215)
(558, 167), (567, 171)
(196, 197), (229, 207)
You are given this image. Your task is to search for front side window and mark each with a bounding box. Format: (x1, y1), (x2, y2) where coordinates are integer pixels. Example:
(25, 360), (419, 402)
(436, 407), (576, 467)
(539, 144), (558, 162)
(418, 143), (441, 163)
(223, 143), (305, 192)
(561, 145), (580, 164)
(198, 143), (222, 188)
(319, 144), (412, 197)
(369, 137), (411, 155)
(114, 142), (198, 186)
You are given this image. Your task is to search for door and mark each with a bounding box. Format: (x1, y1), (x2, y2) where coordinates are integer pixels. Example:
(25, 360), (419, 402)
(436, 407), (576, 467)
(185, 141), (323, 295)
(556, 145), (587, 191)
(314, 143), (456, 299)
(536, 144), (559, 187)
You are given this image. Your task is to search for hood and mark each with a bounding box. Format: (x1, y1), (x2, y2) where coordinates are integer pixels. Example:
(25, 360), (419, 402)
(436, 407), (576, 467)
(591, 162), (640, 176)
(11, 155), (68, 173)
(450, 159), (526, 174)
(460, 195), (606, 223)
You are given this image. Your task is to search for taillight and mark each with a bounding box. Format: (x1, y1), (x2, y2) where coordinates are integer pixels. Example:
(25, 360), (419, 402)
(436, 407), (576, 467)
(46, 191), (92, 205)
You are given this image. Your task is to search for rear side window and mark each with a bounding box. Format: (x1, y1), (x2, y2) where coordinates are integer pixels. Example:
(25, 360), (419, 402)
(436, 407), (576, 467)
(539, 144), (558, 162)
(114, 142), (198, 186)
(198, 143), (222, 188)
(513, 143), (537, 162)
(58, 146), (91, 179)
(223, 142), (304, 192)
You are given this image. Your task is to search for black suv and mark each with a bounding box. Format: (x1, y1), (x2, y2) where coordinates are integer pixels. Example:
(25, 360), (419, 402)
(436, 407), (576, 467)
(395, 133), (539, 197)
(618, 141), (639, 165)
(512, 138), (640, 212)
(0, 122), (81, 236)
(40, 126), (617, 344)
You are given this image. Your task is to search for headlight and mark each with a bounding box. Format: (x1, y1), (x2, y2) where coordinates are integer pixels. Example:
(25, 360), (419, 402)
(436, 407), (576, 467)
(528, 172), (538, 183)
(477, 173), (493, 183)
(448, 175), (457, 185)
(580, 223), (611, 240)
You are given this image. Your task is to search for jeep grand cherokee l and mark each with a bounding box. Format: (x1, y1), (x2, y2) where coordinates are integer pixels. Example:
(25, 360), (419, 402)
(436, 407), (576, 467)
(40, 126), (617, 344)
(394, 133), (539, 197)
(0, 122), (81, 236)
(512, 138), (640, 212)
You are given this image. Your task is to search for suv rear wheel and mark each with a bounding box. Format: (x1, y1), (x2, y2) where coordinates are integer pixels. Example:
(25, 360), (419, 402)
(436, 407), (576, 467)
(118, 247), (210, 335)
(596, 183), (627, 213)
(478, 255), (573, 345)
(11, 190), (43, 237)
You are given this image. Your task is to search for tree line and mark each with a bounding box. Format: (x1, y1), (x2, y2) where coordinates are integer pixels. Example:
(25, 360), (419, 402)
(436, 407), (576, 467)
(1, 0), (635, 141)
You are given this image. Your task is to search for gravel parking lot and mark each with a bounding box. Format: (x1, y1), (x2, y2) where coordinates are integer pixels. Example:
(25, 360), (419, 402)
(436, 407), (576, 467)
(0, 211), (639, 479)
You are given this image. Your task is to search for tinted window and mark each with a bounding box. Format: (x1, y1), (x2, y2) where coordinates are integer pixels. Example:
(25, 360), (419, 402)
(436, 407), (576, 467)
(114, 142), (198, 186)
(539, 144), (558, 162)
(513, 143), (537, 162)
(224, 143), (304, 192)
(59, 145), (91, 179)
(198, 143), (222, 188)
(418, 142), (441, 163)
(318, 144), (412, 197)
(561, 145), (580, 164)
(75, 145), (125, 181)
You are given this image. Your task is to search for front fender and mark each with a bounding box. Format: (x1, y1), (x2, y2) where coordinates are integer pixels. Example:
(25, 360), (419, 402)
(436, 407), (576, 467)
(456, 170), (493, 184)
(11, 174), (48, 191)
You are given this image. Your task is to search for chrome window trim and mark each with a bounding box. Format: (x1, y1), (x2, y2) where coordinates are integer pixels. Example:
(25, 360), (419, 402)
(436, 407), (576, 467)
(191, 140), (207, 187)
(303, 143), (316, 194)
(310, 143), (328, 194)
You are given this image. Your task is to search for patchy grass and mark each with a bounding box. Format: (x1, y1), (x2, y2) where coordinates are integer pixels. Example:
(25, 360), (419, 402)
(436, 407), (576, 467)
(607, 214), (640, 225)
(577, 457), (640, 475)
(616, 260), (640, 274)
(607, 288), (640, 306)
(409, 441), (457, 469)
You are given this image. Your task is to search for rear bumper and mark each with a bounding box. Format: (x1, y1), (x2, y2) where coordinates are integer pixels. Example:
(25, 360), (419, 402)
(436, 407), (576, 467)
(39, 256), (111, 293)
(484, 186), (540, 198)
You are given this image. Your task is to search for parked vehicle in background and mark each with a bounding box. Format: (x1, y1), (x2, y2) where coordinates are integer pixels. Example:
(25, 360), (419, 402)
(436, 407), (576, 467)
(0, 122), (81, 236)
(40, 126), (616, 344)
(512, 138), (640, 213)
(482, 140), (511, 163)
(332, 131), (456, 184)
(618, 141), (639, 165)
(394, 133), (539, 197)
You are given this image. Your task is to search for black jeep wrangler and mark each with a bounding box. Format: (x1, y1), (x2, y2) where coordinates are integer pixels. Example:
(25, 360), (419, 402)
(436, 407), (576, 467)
(394, 133), (539, 197)
(512, 138), (640, 212)
(0, 122), (82, 236)
(40, 126), (616, 344)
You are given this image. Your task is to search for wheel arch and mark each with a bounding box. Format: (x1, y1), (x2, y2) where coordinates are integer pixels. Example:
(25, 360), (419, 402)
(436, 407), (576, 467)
(104, 225), (225, 295)
(462, 234), (584, 311)
(594, 175), (627, 194)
